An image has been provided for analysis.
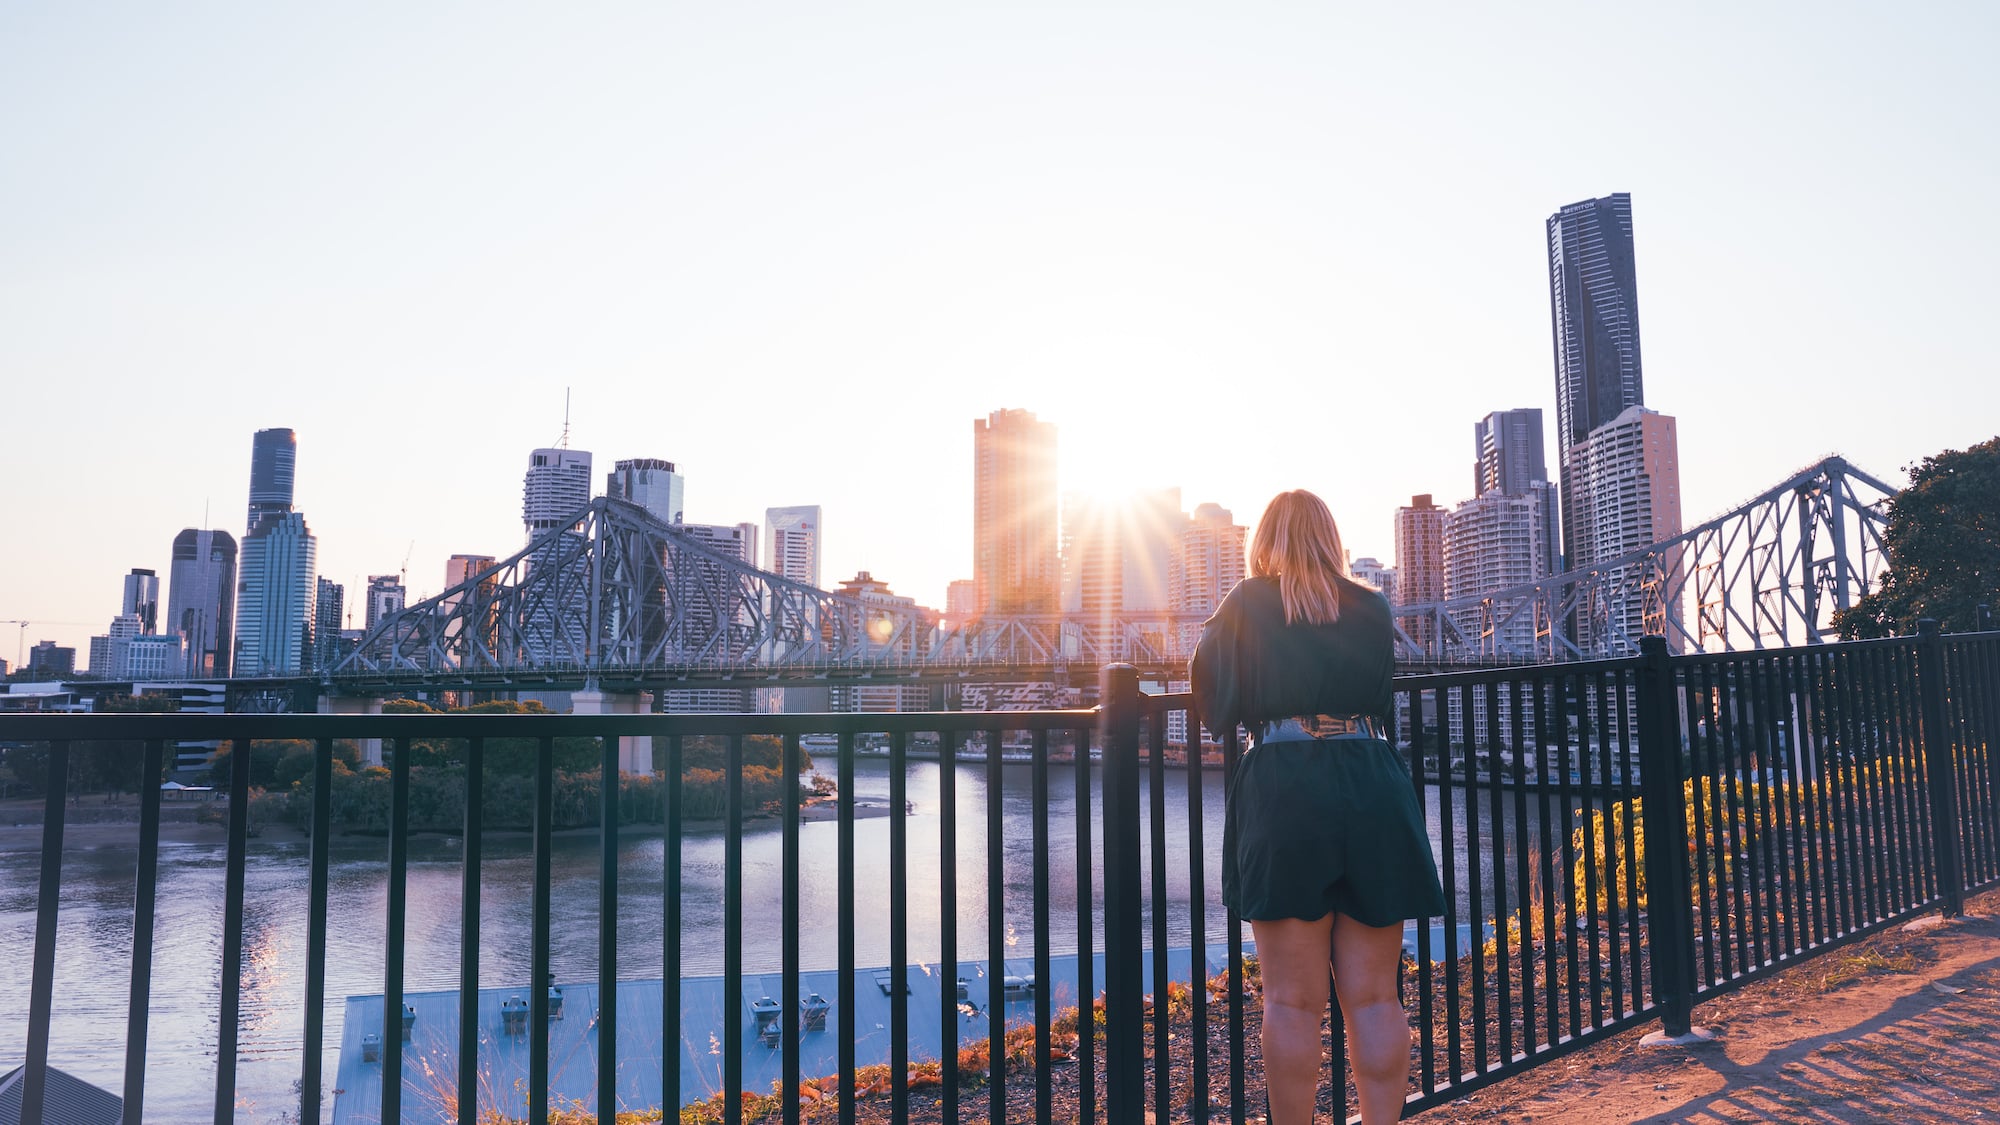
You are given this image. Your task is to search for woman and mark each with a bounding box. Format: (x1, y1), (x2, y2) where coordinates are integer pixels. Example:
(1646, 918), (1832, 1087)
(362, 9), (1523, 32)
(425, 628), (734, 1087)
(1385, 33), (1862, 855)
(1192, 489), (1445, 1125)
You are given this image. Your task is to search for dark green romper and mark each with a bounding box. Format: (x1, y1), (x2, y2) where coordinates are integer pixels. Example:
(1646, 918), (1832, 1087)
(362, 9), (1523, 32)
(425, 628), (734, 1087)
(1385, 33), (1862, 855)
(1192, 575), (1446, 927)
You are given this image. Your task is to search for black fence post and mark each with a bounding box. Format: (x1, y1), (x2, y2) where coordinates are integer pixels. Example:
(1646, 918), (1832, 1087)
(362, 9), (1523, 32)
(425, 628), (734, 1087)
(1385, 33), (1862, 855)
(1098, 663), (1145, 1125)
(1917, 619), (1965, 916)
(1635, 636), (1698, 1039)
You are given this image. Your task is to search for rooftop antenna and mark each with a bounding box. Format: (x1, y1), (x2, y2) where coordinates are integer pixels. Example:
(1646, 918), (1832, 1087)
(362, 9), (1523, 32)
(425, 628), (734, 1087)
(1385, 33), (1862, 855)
(557, 388), (572, 449)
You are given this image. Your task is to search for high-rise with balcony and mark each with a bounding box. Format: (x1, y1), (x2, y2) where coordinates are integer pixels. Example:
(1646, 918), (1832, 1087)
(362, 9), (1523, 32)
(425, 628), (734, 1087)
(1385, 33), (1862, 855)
(972, 409), (1059, 615)
(167, 528), (236, 677)
(312, 577), (346, 671)
(1548, 193), (1645, 568)
(1396, 494), (1448, 649)
(1566, 405), (1684, 651)
(766, 505), (822, 587)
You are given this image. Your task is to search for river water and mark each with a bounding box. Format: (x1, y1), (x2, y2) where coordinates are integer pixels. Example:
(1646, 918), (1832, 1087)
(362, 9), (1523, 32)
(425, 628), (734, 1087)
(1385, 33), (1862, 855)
(0, 758), (1567, 1123)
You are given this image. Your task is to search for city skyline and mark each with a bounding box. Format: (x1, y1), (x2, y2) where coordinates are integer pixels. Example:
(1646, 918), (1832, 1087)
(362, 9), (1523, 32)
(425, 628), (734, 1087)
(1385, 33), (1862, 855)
(4, 5), (1998, 658)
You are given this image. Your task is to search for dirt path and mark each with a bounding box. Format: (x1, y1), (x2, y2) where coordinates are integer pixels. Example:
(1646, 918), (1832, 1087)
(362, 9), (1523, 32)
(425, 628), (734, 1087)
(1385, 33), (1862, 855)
(1421, 890), (2000, 1124)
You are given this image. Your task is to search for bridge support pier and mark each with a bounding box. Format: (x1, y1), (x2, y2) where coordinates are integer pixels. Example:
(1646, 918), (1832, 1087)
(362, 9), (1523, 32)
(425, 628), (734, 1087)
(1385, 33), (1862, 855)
(318, 695), (383, 766)
(570, 688), (654, 774)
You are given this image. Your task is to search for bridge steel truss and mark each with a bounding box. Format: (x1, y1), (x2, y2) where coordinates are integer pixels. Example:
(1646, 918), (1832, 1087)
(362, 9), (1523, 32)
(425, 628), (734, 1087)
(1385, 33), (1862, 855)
(1393, 455), (1897, 662)
(333, 456), (1896, 690)
(329, 498), (1208, 690)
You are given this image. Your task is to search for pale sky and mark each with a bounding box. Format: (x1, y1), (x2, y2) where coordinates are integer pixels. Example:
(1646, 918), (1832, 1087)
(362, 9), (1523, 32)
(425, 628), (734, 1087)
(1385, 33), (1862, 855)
(4, 2), (1997, 663)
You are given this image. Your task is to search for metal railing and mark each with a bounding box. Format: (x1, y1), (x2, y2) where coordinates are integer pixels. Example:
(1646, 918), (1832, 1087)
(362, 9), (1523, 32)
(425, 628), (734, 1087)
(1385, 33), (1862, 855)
(2, 622), (1997, 1124)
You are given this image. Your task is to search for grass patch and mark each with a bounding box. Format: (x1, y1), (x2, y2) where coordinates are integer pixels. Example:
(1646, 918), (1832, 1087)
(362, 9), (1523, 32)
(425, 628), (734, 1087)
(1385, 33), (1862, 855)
(1817, 949), (1920, 992)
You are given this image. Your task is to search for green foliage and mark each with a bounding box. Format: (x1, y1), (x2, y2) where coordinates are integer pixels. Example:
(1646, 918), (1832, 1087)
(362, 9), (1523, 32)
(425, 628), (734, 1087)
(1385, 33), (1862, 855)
(1837, 435), (2000, 638)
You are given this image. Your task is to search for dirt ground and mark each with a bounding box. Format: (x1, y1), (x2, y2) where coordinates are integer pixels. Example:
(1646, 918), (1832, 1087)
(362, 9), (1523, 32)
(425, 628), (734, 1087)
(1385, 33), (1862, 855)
(1416, 887), (2000, 1125)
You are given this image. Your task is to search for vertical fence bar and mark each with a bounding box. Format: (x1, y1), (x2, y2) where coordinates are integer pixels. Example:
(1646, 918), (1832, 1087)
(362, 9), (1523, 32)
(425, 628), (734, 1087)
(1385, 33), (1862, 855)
(1636, 637), (1696, 1037)
(1186, 714), (1210, 1121)
(1858, 647), (1898, 919)
(1221, 726), (1244, 1125)
(1077, 725), (1099, 1125)
(1463, 686), (1488, 1071)
(1032, 728), (1054, 1125)
(723, 734), (744, 1125)
(985, 728), (1006, 1125)
(216, 736), (252, 1125)
(939, 729), (959, 1122)
(1407, 691), (1437, 1094)
(889, 730), (910, 1124)
(782, 733), (801, 1125)
(1680, 663), (1719, 988)
(382, 737), (410, 1125)
(1828, 649), (1865, 934)
(1592, 668), (1624, 1020)
(1099, 663), (1145, 1125)
(1436, 687), (1464, 1080)
(458, 737), (484, 1124)
(23, 739), (69, 1125)
(1553, 673), (1585, 1035)
(1918, 620), (1966, 914)
(302, 736), (336, 1123)
(123, 738), (165, 1125)
(1147, 711), (1171, 1125)
(533, 735), (556, 1125)
(663, 734), (683, 1118)
(1485, 682), (1514, 1068)
(838, 731), (858, 1125)
(1614, 671), (1645, 1008)
(600, 730), (620, 1124)
(1890, 645), (1934, 910)
(1508, 678), (1537, 1056)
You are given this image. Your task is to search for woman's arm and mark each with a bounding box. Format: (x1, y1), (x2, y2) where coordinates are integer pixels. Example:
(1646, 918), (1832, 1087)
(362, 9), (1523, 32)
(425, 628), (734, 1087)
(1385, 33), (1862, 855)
(1191, 596), (1243, 738)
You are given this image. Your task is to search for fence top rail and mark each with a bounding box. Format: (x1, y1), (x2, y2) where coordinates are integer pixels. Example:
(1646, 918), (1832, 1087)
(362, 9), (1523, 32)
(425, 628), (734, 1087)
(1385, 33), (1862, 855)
(0, 709), (1102, 742)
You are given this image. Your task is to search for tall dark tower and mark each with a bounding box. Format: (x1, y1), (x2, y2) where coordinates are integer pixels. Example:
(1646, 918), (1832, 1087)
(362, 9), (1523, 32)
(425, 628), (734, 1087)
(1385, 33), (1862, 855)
(1548, 193), (1644, 566)
(246, 427), (298, 533)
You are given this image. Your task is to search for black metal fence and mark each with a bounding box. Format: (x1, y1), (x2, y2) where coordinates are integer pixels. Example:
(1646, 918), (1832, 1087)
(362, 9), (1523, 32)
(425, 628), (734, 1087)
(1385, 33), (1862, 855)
(2, 622), (1997, 1124)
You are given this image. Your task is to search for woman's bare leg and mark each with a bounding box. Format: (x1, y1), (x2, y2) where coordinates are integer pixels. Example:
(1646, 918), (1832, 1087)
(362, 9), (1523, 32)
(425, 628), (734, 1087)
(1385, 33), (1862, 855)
(1330, 913), (1412, 1124)
(1249, 915), (1335, 1124)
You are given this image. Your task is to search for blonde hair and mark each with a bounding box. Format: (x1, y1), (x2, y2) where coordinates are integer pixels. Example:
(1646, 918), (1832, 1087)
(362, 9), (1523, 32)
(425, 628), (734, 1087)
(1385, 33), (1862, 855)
(1250, 489), (1351, 626)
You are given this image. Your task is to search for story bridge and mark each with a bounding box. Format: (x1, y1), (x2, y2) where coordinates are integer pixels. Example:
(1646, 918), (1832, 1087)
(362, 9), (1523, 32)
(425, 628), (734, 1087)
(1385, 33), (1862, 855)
(324, 454), (1895, 696)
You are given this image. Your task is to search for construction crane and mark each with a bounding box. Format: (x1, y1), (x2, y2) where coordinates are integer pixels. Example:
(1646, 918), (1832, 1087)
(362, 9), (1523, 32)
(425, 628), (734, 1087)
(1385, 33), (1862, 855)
(1, 620), (93, 672)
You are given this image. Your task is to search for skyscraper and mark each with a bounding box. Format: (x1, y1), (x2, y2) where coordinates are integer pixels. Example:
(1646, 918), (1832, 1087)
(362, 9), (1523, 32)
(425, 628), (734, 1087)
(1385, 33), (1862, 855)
(1394, 495), (1448, 607)
(1175, 503), (1247, 617)
(313, 577), (346, 671)
(166, 528), (236, 678)
(524, 447), (593, 537)
(364, 575), (406, 632)
(973, 409), (1059, 615)
(246, 428), (298, 533)
(766, 505), (822, 587)
(1396, 494), (1448, 649)
(121, 568), (160, 635)
(1565, 405), (1684, 649)
(608, 458), (685, 526)
(1548, 193), (1645, 567)
(1474, 409), (1551, 500)
(236, 512), (317, 676)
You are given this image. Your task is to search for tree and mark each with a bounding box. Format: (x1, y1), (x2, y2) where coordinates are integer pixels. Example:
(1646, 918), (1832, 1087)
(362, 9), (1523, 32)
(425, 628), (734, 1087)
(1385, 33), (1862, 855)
(1836, 436), (2000, 639)
(85, 692), (180, 795)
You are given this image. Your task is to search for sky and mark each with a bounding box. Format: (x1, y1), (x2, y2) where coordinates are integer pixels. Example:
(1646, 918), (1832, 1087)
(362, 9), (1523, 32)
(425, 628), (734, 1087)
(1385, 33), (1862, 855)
(3, 2), (1997, 664)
